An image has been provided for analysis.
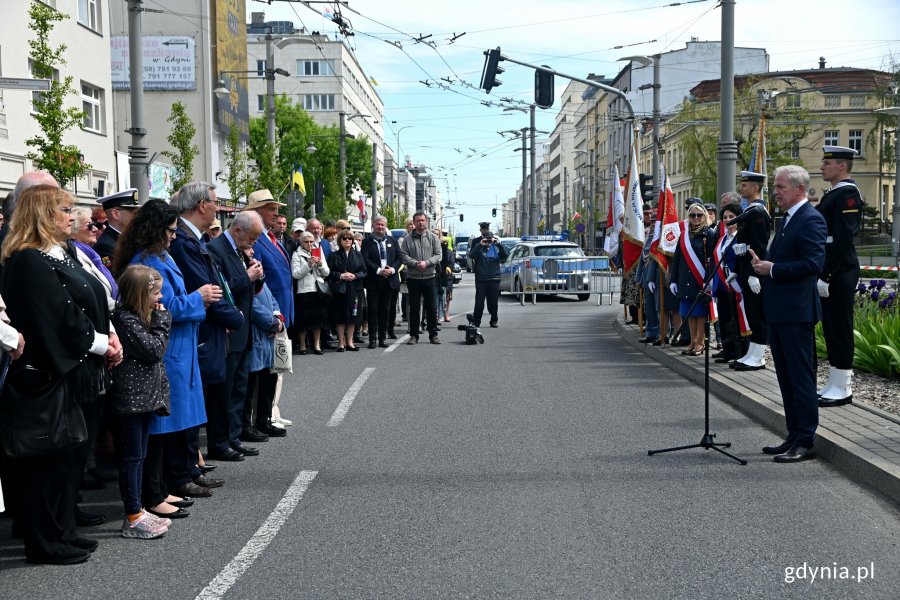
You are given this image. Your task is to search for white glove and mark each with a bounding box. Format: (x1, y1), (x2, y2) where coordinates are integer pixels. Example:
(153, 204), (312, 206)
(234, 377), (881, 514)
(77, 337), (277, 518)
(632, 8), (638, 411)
(817, 279), (830, 298)
(670, 282), (678, 295)
(732, 243), (748, 256)
(748, 276), (761, 294)
(648, 281), (656, 293)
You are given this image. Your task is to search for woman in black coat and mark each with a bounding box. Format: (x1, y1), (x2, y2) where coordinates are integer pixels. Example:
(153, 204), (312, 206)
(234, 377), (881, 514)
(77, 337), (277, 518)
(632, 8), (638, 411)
(0, 185), (121, 565)
(668, 205), (716, 355)
(327, 231), (366, 351)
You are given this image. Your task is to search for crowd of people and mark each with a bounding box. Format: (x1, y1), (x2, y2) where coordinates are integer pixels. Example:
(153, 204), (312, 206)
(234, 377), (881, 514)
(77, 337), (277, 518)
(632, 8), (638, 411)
(628, 146), (865, 464)
(0, 174), (476, 566)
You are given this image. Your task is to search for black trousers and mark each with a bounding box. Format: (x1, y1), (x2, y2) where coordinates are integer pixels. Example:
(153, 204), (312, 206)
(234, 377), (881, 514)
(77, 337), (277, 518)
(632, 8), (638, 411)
(741, 279), (768, 345)
(366, 279), (394, 342)
(821, 266), (858, 369)
(388, 288), (400, 333)
(715, 290), (743, 359)
(15, 449), (81, 559)
(249, 369), (278, 429)
(205, 348), (251, 453)
(407, 277), (438, 337)
(473, 279), (500, 326)
(142, 434), (167, 507)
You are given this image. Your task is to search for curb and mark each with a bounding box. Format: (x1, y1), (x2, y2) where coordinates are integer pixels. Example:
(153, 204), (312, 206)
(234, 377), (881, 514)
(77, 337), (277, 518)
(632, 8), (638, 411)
(614, 317), (900, 506)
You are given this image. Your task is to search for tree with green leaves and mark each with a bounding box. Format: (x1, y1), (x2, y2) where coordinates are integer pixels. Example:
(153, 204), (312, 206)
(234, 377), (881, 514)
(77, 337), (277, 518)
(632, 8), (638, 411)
(25, 3), (90, 186)
(161, 101), (199, 190)
(375, 197), (408, 229)
(670, 77), (824, 202)
(223, 128), (251, 204)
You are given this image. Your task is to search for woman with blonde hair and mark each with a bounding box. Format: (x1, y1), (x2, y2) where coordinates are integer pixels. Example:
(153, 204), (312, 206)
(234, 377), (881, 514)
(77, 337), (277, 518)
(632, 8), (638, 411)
(0, 185), (121, 565)
(668, 204), (716, 355)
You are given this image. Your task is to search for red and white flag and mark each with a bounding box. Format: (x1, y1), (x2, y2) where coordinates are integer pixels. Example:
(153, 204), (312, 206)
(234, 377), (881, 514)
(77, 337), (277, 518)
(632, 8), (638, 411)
(649, 165), (680, 270)
(621, 136), (645, 275)
(603, 164), (624, 255)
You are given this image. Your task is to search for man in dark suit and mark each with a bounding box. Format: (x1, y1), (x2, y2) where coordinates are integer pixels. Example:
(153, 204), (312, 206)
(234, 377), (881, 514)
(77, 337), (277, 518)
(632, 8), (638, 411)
(750, 165), (827, 463)
(362, 215), (402, 348)
(94, 188), (140, 266)
(169, 181), (249, 465)
(208, 211), (274, 452)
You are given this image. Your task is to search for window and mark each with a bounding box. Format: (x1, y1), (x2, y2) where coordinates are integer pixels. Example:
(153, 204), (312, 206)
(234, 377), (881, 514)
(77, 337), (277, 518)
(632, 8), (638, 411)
(849, 95), (866, 108)
(790, 141), (800, 159)
(257, 95), (265, 112)
(824, 95), (841, 108)
(256, 60), (266, 77)
(298, 60), (335, 76)
(783, 94), (800, 109)
(81, 82), (103, 133)
(77, 0), (99, 32)
(824, 130), (839, 146)
(30, 59), (59, 112)
(848, 129), (863, 154)
(302, 94), (335, 111)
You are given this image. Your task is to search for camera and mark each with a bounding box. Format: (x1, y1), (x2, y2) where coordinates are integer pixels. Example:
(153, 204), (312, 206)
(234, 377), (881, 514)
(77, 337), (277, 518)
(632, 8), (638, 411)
(457, 313), (484, 345)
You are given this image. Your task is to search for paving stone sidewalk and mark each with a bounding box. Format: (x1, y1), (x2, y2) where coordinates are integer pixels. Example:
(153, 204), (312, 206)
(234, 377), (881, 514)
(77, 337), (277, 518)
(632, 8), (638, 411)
(615, 316), (900, 506)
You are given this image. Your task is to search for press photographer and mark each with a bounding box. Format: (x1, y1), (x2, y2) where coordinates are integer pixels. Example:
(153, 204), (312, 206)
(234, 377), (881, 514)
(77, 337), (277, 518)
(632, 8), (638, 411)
(467, 231), (508, 328)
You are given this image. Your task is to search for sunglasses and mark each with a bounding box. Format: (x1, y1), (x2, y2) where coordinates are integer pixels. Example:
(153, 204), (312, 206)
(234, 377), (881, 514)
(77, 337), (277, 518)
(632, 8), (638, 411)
(84, 223), (101, 230)
(688, 213), (705, 219)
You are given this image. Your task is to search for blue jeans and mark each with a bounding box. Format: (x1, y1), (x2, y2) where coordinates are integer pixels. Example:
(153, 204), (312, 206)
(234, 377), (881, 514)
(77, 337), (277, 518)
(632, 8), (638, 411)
(115, 412), (152, 515)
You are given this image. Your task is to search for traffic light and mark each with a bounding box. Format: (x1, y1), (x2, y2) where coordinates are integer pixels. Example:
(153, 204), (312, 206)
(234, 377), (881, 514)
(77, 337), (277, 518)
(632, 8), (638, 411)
(480, 48), (504, 93)
(639, 174), (654, 202)
(492, 208), (497, 217)
(459, 214), (464, 222)
(535, 68), (554, 108)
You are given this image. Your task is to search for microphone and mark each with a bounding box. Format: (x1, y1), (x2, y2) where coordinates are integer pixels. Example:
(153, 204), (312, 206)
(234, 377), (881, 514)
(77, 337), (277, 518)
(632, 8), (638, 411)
(726, 203), (764, 227)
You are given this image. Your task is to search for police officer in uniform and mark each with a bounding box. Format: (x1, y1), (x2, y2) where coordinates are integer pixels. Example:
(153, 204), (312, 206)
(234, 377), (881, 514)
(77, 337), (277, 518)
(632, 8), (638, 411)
(94, 188), (140, 267)
(731, 171), (772, 370)
(816, 146), (863, 407)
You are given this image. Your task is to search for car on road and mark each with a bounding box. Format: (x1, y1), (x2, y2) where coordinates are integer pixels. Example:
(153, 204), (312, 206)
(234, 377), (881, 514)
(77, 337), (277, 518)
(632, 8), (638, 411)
(499, 236), (607, 301)
(455, 242), (468, 268)
(451, 261), (462, 283)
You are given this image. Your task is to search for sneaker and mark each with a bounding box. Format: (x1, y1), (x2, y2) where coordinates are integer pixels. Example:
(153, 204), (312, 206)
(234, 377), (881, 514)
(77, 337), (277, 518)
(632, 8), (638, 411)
(429, 335), (441, 345)
(407, 337), (418, 345)
(270, 419), (287, 430)
(142, 510), (172, 528)
(275, 417), (292, 427)
(121, 514), (168, 539)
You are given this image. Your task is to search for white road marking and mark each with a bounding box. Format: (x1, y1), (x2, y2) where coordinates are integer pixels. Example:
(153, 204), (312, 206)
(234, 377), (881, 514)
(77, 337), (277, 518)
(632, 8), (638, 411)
(327, 367), (375, 427)
(195, 470), (318, 600)
(384, 334), (409, 353)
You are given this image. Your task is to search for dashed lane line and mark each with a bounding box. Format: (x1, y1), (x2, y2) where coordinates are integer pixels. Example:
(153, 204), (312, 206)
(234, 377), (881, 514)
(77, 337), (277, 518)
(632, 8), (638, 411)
(327, 367), (375, 427)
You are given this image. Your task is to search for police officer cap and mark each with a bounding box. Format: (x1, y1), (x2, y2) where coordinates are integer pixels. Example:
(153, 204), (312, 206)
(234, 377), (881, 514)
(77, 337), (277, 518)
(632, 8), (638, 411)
(685, 197), (703, 208)
(704, 203), (717, 212)
(822, 145), (858, 160)
(739, 171), (766, 183)
(98, 188), (140, 211)
(478, 221), (491, 229)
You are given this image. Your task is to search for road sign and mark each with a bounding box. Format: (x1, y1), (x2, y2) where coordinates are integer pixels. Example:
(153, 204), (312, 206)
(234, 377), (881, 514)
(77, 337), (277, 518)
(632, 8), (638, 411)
(0, 78), (50, 91)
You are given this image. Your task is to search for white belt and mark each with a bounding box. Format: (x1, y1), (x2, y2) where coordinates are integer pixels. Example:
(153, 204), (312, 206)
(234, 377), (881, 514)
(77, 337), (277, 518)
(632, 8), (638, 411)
(825, 236), (834, 243)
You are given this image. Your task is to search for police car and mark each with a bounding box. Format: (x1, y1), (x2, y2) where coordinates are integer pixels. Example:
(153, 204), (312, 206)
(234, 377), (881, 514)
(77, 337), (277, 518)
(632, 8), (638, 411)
(500, 235), (605, 301)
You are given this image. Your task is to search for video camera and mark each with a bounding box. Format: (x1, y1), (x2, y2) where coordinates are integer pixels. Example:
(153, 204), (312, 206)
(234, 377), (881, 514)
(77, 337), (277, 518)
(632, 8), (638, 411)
(457, 313), (484, 345)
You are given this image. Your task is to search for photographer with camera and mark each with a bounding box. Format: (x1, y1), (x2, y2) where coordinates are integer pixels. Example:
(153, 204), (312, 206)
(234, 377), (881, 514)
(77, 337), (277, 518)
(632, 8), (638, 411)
(467, 231), (508, 328)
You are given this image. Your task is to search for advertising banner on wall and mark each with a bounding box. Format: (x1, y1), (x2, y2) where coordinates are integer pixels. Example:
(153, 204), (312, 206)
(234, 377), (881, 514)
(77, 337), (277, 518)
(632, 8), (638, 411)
(215, 0), (250, 142)
(110, 36), (196, 91)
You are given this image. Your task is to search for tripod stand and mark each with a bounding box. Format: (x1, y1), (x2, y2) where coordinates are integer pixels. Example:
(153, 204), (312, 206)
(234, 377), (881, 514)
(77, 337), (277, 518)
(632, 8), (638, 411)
(648, 233), (747, 465)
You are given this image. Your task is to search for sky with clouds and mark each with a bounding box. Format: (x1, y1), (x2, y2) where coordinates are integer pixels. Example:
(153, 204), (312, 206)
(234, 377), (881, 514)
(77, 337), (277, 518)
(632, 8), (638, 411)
(248, 0), (900, 232)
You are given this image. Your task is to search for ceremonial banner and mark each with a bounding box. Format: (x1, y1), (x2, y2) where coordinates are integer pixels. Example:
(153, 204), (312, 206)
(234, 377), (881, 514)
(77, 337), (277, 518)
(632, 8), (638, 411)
(650, 165), (679, 270)
(621, 135), (645, 275)
(603, 164), (624, 256)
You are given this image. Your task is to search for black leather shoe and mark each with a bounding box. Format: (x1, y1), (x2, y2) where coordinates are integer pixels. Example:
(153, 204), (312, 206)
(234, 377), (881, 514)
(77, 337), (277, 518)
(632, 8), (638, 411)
(639, 336), (651, 343)
(651, 339), (662, 346)
(368, 341), (377, 349)
(489, 322), (498, 328)
(387, 331), (397, 339)
(714, 356), (733, 364)
(232, 444), (259, 456)
(89, 467), (118, 482)
(240, 427), (269, 443)
(819, 396), (852, 408)
(258, 424), (287, 438)
(728, 360), (739, 369)
(26, 547), (90, 566)
(347, 345), (360, 351)
(762, 440), (793, 455)
(147, 506), (190, 519)
(378, 341), (389, 348)
(208, 448), (244, 462)
(193, 474), (224, 488)
(169, 498), (194, 508)
(313, 349), (324, 355)
(69, 537), (99, 553)
(199, 464), (217, 474)
(170, 482), (213, 498)
(773, 445), (816, 463)
(79, 472), (105, 491)
(711, 350), (728, 359)
(734, 363), (765, 371)
(74, 508), (106, 527)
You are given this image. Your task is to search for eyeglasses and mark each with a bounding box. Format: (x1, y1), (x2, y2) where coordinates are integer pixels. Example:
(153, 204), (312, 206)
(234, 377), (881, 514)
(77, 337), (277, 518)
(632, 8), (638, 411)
(166, 226), (178, 235)
(91, 221), (106, 230)
(84, 223), (100, 231)
(340, 237), (354, 242)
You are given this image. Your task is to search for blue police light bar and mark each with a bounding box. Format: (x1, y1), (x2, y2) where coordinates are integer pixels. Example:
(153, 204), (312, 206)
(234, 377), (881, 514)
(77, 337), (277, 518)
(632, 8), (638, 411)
(520, 234), (568, 242)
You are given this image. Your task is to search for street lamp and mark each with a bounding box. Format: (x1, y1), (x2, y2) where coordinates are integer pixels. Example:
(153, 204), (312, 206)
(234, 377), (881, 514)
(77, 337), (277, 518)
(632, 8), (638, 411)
(618, 55), (661, 201)
(876, 106), (900, 259)
(214, 67), (291, 147)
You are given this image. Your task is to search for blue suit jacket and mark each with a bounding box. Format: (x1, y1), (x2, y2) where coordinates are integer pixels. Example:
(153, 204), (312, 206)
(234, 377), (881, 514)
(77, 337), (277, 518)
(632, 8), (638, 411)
(761, 201), (826, 324)
(207, 233), (255, 353)
(168, 219), (244, 384)
(253, 231), (294, 328)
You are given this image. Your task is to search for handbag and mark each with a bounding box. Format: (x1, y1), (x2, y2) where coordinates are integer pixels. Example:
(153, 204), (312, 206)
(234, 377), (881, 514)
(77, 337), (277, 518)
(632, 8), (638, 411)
(315, 277), (333, 298)
(0, 365), (87, 458)
(272, 328), (293, 374)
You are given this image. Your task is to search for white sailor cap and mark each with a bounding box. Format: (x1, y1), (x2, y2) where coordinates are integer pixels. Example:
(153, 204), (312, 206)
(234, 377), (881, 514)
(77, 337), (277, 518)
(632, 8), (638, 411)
(822, 145), (858, 160)
(98, 188), (140, 210)
(739, 171), (766, 183)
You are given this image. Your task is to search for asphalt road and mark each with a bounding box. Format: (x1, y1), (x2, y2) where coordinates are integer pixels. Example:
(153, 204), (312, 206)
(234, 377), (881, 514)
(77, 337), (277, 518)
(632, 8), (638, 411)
(1, 272), (898, 599)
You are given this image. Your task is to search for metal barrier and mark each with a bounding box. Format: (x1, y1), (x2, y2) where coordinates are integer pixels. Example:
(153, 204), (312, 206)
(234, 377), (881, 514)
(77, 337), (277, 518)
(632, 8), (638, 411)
(502, 255), (619, 305)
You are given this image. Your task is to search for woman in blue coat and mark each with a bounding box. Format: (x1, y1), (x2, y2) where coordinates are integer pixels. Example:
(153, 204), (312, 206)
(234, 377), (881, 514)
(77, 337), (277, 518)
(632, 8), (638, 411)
(113, 200), (221, 517)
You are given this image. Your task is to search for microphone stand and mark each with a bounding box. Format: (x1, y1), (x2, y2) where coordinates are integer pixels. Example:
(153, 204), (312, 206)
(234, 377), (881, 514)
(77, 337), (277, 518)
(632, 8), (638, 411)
(648, 231), (747, 465)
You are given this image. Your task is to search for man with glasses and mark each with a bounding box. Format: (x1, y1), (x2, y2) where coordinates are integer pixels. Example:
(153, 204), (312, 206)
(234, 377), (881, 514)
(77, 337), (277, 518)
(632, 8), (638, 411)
(95, 188), (140, 266)
(362, 216), (401, 348)
(399, 212), (443, 344)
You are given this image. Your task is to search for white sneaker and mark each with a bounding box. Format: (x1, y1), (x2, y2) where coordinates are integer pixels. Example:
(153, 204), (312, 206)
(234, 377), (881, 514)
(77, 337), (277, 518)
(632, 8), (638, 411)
(121, 514), (168, 539)
(275, 417), (292, 427)
(270, 419), (286, 430)
(142, 510), (172, 528)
